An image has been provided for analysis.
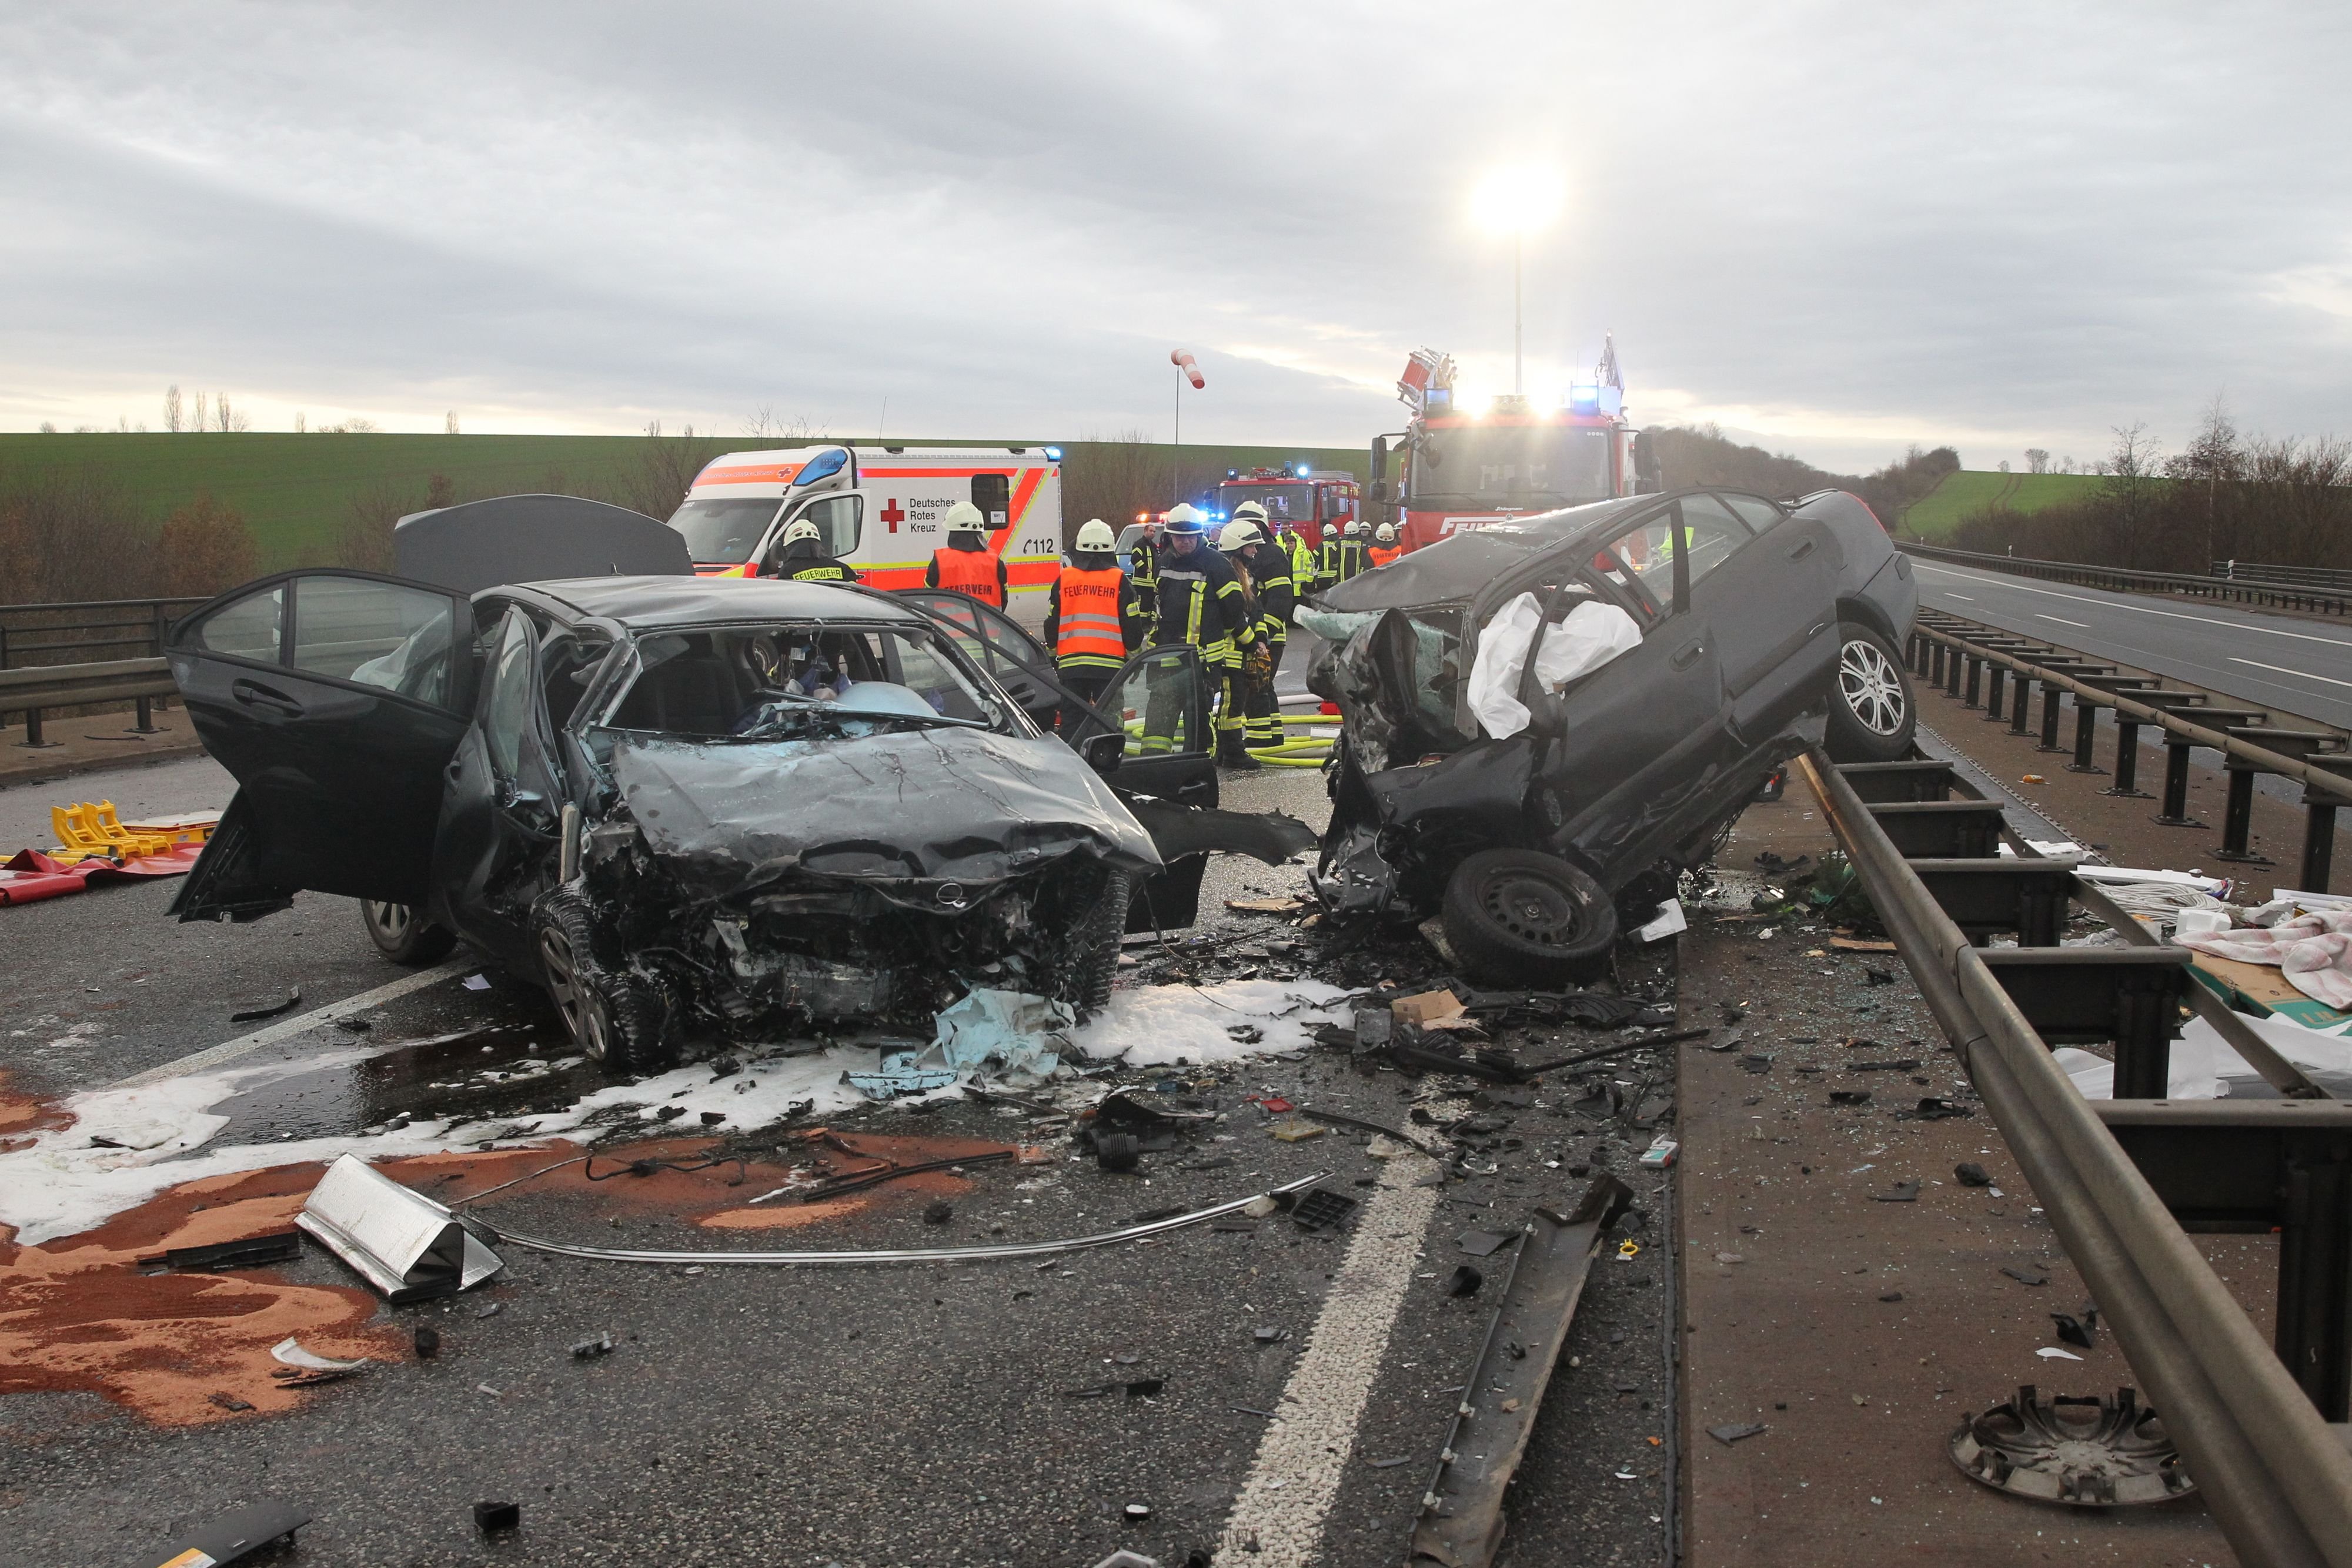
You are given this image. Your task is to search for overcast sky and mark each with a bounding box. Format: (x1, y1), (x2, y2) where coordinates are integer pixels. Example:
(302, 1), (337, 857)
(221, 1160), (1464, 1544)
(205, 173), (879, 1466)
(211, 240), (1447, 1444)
(4, 1), (2347, 473)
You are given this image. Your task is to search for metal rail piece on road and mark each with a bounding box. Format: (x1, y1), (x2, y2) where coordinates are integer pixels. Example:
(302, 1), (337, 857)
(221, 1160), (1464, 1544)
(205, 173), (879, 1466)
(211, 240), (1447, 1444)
(1798, 747), (2352, 1567)
(1902, 541), (2352, 617)
(1908, 613), (2352, 890)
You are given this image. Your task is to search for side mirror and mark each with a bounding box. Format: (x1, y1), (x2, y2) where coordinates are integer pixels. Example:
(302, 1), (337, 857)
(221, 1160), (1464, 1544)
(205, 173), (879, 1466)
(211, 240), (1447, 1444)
(1079, 731), (1124, 774)
(1369, 478), (1391, 504)
(1370, 435), (1389, 480)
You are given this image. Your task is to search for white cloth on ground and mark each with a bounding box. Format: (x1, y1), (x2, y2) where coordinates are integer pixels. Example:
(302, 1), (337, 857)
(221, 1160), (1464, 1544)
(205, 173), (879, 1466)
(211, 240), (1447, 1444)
(2173, 910), (2352, 1009)
(2060, 1012), (2352, 1100)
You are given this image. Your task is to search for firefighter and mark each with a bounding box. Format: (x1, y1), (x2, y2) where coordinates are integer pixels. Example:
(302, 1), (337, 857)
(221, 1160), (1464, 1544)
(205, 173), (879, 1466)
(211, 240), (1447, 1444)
(1220, 516), (1294, 754)
(1272, 507), (1319, 593)
(1318, 516), (1348, 585)
(1367, 521), (1403, 568)
(1127, 513), (1161, 620)
(1141, 503), (1252, 763)
(925, 500), (1007, 606)
(1043, 519), (1140, 733)
(764, 519), (860, 583)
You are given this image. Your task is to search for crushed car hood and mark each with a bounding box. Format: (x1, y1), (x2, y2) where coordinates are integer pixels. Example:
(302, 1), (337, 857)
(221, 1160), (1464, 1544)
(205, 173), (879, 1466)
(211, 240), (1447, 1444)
(607, 727), (1161, 904)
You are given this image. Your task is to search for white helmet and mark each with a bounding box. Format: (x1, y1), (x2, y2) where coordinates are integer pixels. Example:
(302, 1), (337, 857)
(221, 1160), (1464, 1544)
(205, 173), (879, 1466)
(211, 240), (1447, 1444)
(1344, 519), (1366, 539)
(782, 519), (821, 547)
(1374, 522), (1398, 544)
(1218, 519), (1266, 553)
(1162, 503), (1207, 536)
(1231, 500), (1269, 526)
(946, 500), (987, 534)
(1075, 519), (1116, 552)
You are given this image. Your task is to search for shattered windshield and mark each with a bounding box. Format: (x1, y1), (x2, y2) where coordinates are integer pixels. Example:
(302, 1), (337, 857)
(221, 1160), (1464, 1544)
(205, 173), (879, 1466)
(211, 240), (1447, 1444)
(666, 497), (782, 564)
(596, 622), (1008, 741)
(1411, 424), (1611, 509)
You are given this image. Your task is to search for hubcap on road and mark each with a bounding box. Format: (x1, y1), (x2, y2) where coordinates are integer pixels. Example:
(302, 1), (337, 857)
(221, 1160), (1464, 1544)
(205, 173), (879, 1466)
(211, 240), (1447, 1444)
(1839, 638), (1907, 735)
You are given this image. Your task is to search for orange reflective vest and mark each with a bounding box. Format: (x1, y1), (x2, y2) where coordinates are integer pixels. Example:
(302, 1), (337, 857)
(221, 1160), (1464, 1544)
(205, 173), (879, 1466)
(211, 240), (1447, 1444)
(1367, 544), (1402, 567)
(932, 546), (1004, 607)
(1054, 567), (1128, 668)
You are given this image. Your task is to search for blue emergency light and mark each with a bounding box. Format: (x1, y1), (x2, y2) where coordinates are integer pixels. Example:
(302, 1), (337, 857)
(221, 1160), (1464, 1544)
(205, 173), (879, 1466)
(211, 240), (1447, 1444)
(1043, 446), (1063, 460)
(1568, 384), (1600, 413)
(1297, 465), (1311, 477)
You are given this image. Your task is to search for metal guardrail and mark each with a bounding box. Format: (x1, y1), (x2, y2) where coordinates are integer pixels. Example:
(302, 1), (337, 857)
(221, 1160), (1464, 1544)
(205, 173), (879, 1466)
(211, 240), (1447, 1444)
(1902, 542), (2352, 616)
(0, 657), (178, 748)
(1797, 748), (2352, 1567)
(1909, 613), (2352, 888)
(2214, 560), (2352, 592)
(0, 596), (208, 671)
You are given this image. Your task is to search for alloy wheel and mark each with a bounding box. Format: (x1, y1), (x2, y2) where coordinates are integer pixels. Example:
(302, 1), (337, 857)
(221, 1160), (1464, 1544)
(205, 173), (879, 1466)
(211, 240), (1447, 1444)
(1839, 637), (1908, 737)
(537, 924), (607, 1061)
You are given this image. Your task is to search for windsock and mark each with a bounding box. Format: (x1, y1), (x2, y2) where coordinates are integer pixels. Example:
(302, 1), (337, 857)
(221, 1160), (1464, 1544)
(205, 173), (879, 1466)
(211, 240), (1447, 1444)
(1171, 349), (1204, 389)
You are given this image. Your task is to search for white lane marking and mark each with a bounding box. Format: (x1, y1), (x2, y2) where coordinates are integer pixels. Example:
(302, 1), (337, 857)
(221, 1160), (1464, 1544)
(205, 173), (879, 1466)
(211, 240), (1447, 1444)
(2229, 657), (2352, 691)
(111, 959), (472, 1088)
(1915, 563), (2352, 651)
(1217, 1157), (1442, 1564)
(1946, 593), (1974, 601)
(2036, 614), (2089, 628)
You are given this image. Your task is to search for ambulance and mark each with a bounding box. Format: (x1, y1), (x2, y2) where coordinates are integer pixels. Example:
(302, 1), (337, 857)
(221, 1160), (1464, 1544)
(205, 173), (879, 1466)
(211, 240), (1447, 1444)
(663, 444), (1065, 599)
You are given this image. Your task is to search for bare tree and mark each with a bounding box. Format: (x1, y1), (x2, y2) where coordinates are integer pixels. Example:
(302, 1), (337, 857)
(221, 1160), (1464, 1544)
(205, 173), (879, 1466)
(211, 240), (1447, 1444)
(213, 394), (248, 433)
(165, 385), (183, 433)
(2166, 394), (2244, 563)
(38, 421), (56, 433)
(742, 406), (816, 443)
(295, 411), (306, 434)
(445, 410), (462, 435)
(193, 390), (208, 433)
(2024, 447), (2050, 474)
(1997, 459), (2010, 473)
(1060, 430), (1172, 549)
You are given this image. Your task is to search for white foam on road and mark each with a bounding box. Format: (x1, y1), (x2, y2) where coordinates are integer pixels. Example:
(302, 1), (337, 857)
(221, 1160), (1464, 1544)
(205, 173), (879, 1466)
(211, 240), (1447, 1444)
(112, 959), (473, 1088)
(0, 977), (1349, 1245)
(1216, 1153), (1442, 1564)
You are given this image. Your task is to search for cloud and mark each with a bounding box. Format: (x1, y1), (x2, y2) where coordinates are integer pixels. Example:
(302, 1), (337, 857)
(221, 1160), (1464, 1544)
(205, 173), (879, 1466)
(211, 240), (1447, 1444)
(4, 1), (2348, 470)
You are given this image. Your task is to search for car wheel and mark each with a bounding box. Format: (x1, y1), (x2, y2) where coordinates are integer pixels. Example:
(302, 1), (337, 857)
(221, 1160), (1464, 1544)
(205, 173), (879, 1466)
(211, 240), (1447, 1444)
(1825, 621), (1916, 763)
(1057, 868), (1130, 1022)
(532, 892), (671, 1073)
(1441, 848), (1618, 987)
(360, 900), (457, 965)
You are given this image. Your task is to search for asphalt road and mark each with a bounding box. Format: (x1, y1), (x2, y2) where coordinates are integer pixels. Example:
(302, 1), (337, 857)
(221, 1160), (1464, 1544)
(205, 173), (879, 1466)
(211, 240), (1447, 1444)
(1913, 559), (2352, 728)
(1, 733), (1676, 1568)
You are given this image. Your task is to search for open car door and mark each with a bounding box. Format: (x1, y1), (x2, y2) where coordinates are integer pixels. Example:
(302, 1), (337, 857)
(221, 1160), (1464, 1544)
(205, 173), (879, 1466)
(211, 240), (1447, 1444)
(896, 589), (1064, 730)
(1071, 644), (1226, 932)
(166, 569), (477, 921)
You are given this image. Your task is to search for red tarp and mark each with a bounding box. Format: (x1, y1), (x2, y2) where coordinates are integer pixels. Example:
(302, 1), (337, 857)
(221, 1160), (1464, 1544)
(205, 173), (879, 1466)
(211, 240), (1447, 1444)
(0, 846), (203, 906)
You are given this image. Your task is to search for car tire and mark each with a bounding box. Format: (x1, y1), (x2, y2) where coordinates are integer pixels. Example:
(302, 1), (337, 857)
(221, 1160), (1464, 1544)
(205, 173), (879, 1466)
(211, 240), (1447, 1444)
(1441, 848), (1618, 987)
(532, 892), (672, 1074)
(360, 900), (458, 966)
(1059, 868), (1130, 1022)
(1825, 621), (1916, 763)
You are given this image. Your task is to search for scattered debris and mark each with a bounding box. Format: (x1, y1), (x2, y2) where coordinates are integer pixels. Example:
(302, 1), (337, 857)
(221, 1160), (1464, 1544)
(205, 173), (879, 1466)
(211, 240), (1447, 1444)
(474, 1500), (522, 1533)
(1252, 1326), (1288, 1344)
(270, 1337), (369, 1374)
(1708, 1421), (1768, 1445)
(1951, 1386), (2191, 1506)
(2037, 1346), (2084, 1361)
(227, 989), (303, 1023)
(1413, 1178), (1633, 1567)
(923, 1201), (954, 1225)
(138, 1231), (303, 1273)
(1850, 1058), (1923, 1072)
(1956, 1162), (1993, 1188)
(414, 1326), (440, 1359)
(1447, 1265), (1484, 1298)
(298, 1154), (505, 1302)
(1637, 1135), (1678, 1171)
(570, 1332), (617, 1359)
(1456, 1229), (1514, 1258)
(1290, 1189), (1359, 1232)
(1828, 1090), (1872, 1106)
(1875, 1182), (1921, 1203)
(1226, 896), (1305, 914)
(131, 1499), (312, 1568)
(2002, 1265), (2051, 1287)
(2052, 1312), (2097, 1350)
(1123, 1503), (1154, 1523)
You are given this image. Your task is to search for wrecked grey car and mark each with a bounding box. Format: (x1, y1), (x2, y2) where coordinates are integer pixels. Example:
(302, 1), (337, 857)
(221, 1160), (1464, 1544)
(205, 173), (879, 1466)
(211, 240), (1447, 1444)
(1305, 487), (1912, 983)
(163, 500), (1307, 1070)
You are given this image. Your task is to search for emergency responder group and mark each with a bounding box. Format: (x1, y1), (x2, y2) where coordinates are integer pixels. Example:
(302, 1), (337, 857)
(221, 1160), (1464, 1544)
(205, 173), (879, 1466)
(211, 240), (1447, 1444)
(843, 491), (1400, 768)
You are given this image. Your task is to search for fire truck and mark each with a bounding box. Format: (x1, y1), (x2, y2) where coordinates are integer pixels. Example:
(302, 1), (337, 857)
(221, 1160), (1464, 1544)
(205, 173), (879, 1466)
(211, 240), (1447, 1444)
(1213, 463), (1361, 551)
(1369, 337), (1659, 554)
(665, 444), (1064, 600)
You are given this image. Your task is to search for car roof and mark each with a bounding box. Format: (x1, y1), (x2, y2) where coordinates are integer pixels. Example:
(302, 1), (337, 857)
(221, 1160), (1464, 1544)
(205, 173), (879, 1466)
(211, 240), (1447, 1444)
(505, 575), (925, 628)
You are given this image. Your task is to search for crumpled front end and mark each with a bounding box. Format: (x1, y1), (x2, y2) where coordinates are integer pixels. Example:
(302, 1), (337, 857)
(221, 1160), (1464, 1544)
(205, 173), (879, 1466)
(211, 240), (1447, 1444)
(579, 727), (1158, 1035)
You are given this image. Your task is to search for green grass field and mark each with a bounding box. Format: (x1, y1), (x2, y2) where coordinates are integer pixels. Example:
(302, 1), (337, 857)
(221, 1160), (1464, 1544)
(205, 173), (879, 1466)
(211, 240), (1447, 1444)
(1899, 469), (2106, 539)
(0, 433), (1367, 571)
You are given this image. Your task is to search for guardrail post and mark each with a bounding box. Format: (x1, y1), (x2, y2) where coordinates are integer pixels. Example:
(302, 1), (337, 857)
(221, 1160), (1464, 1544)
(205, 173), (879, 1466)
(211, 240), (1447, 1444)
(2069, 700), (2103, 773)
(1943, 648), (1962, 697)
(1982, 662), (2005, 720)
(130, 695), (158, 734)
(1962, 654), (1982, 707)
(2157, 740), (2203, 826)
(1931, 642), (1948, 687)
(2273, 1146), (2352, 1420)
(2009, 673), (2032, 734)
(17, 704), (58, 748)
(2107, 718), (2151, 797)
(2216, 761), (2269, 864)
(2039, 683), (2067, 751)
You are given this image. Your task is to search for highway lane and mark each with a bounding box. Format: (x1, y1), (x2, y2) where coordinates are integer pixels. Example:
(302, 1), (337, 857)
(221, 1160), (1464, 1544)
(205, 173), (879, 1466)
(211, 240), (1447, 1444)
(1913, 559), (2352, 729)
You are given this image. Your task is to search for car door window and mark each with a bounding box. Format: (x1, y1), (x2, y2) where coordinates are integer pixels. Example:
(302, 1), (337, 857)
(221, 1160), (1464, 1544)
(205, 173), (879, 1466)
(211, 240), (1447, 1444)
(188, 585), (284, 663)
(801, 493), (863, 557)
(1115, 646), (1205, 756)
(1672, 496), (1750, 590)
(293, 576), (460, 708)
(1723, 494), (1785, 533)
(480, 611), (536, 779)
(972, 474), (1011, 531)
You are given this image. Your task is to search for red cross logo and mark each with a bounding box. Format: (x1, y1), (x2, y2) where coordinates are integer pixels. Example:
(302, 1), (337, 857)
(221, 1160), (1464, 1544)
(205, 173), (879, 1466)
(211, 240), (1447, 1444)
(880, 498), (906, 533)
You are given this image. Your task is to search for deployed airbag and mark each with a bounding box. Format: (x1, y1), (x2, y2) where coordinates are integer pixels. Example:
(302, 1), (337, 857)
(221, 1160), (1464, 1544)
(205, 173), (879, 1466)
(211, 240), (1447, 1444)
(1468, 593), (1643, 740)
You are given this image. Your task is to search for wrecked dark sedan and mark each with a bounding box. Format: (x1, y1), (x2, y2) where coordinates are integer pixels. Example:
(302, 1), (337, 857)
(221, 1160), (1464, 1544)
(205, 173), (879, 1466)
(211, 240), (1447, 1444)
(1303, 486), (1915, 982)
(163, 500), (1305, 1070)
